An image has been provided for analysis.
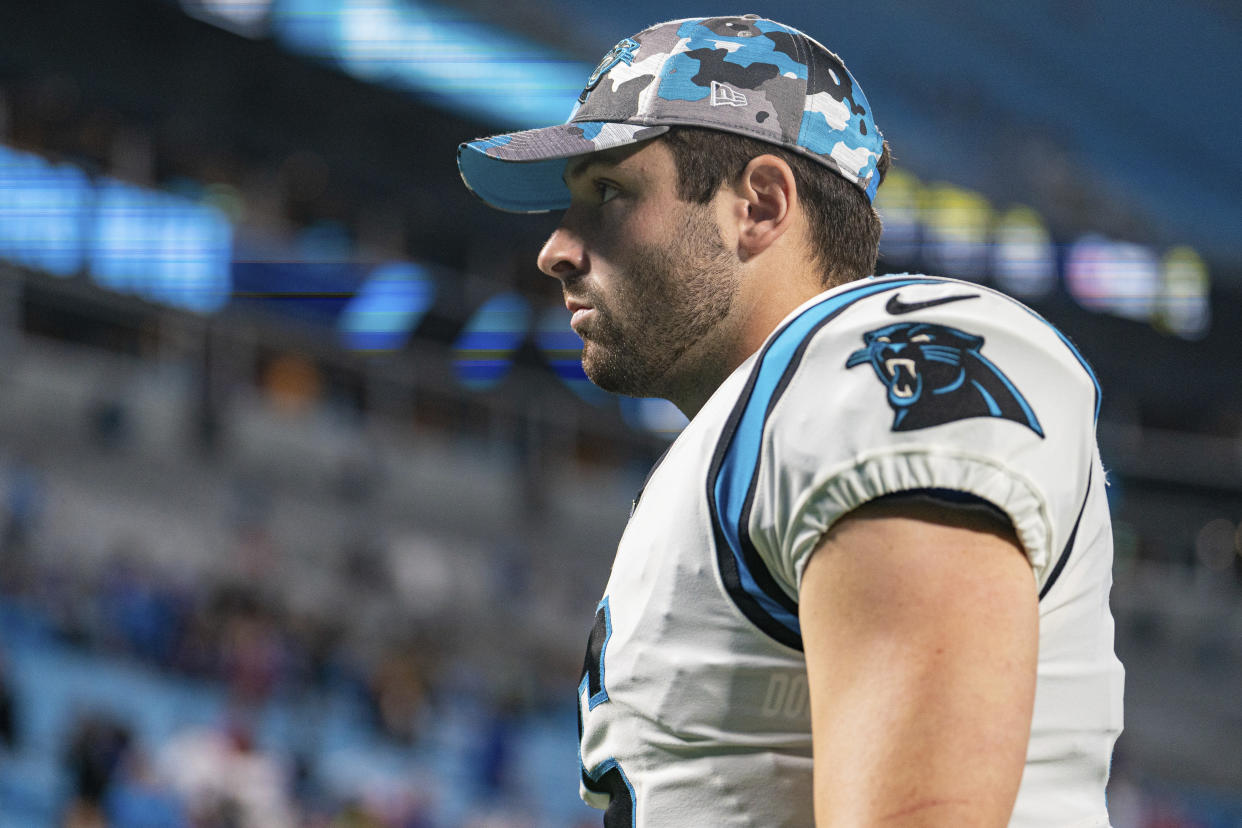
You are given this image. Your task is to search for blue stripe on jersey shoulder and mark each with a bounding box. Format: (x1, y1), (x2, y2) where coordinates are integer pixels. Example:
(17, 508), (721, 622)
(1010, 303), (1102, 423)
(709, 277), (940, 651)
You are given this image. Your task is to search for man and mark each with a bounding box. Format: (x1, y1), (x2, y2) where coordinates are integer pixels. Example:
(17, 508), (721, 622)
(458, 14), (1123, 827)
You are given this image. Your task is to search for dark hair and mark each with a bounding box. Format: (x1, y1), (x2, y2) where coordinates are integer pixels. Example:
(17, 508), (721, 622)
(660, 127), (891, 287)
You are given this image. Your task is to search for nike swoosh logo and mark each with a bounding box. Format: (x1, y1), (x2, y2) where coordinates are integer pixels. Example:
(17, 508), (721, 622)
(885, 292), (979, 315)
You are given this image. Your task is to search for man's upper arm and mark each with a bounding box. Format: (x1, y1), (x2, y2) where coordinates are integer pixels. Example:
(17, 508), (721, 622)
(799, 497), (1038, 827)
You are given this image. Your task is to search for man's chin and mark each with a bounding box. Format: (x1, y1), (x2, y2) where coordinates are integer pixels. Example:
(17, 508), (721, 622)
(583, 347), (672, 400)
(580, 355), (623, 394)
(581, 345), (639, 396)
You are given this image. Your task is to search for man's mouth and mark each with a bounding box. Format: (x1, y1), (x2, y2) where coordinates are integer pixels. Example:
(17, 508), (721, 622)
(884, 358), (917, 398)
(565, 296), (597, 335)
(570, 307), (595, 331)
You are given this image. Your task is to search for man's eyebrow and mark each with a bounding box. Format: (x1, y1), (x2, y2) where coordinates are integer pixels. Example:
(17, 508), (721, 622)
(563, 154), (616, 186)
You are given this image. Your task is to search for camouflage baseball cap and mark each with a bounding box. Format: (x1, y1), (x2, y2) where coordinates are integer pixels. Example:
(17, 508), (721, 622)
(457, 14), (885, 213)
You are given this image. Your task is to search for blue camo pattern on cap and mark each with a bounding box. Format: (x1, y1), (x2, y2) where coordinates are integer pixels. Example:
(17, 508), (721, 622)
(458, 15), (885, 212)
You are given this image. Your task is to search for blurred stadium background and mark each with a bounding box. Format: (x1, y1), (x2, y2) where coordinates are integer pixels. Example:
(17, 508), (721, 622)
(0, 0), (1239, 825)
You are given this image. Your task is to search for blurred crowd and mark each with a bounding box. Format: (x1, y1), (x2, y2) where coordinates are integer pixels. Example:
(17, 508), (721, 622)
(0, 450), (589, 828)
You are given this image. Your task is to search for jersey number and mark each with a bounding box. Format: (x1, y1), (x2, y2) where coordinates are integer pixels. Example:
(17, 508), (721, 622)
(579, 597), (635, 827)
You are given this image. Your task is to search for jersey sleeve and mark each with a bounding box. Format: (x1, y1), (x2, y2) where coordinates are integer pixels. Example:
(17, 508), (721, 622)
(742, 278), (1101, 600)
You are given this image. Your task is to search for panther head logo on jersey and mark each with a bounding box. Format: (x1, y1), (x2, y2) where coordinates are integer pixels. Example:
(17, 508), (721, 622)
(846, 322), (1044, 437)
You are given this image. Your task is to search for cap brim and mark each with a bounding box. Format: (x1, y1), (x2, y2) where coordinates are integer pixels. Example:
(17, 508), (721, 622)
(457, 122), (670, 214)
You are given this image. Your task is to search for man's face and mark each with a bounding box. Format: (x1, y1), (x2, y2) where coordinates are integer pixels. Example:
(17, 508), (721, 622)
(536, 139), (740, 399)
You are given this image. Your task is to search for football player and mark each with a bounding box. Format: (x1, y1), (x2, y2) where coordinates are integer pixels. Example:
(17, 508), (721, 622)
(459, 14), (1123, 827)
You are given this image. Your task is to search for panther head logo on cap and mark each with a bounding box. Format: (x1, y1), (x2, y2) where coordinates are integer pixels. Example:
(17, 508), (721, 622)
(579, 37), (640, 104)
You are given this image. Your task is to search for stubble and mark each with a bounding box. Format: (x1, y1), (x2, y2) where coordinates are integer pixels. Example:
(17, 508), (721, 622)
(578, 204), (740, 399)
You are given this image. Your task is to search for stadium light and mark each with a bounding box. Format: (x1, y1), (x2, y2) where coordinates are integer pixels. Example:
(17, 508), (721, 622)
(0, 145), (89, 277)
(89, 179), (233, 313)
(874, 168), (922, 267)
(1066, 235), (1159, 322)
(338, 261), (437, 351)
(1155, 246), (1211, 340)
(180, 0), (274, 37)
(271, 0), (591, 129)
(920, 182), (992, 281)
(452, 291), (531, 390)
(992, 206), (1056, 299)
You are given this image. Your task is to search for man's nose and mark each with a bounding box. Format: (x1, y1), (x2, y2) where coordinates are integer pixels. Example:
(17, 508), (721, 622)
(537, 225), (588, 280)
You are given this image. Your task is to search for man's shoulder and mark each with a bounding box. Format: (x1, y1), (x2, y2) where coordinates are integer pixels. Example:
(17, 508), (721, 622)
(741, 275), (1102, 597)
(816, 274), (1043, 324)
(751, 272), (1099, 460)
(797, 275), (1097, 401)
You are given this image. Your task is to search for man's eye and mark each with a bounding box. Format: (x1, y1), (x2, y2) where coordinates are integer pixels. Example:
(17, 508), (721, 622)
(597, 181), (621, 203)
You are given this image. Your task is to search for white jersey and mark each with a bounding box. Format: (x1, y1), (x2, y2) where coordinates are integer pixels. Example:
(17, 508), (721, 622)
(576, 275), (1124, 827)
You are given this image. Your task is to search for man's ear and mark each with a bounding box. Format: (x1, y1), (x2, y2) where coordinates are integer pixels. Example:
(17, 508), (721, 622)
(732, 154), (798, 261)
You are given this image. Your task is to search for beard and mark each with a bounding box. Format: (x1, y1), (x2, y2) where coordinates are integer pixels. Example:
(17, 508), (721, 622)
(575, 204), (740, 398)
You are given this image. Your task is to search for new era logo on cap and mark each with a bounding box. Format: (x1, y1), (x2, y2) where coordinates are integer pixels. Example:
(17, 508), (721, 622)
(710, 81), (748, 107)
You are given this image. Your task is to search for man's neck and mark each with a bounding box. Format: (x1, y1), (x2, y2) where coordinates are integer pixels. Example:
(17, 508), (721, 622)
(666, 260), (827, 418)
